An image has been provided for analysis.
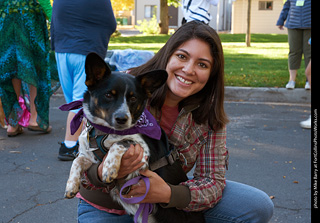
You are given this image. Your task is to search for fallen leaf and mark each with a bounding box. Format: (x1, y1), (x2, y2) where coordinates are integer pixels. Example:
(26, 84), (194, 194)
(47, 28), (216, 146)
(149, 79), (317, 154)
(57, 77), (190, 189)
(9, 151), (21, 154)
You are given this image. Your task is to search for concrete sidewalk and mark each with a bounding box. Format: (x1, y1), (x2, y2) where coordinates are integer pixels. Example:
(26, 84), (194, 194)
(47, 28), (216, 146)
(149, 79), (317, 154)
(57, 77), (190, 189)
(225, 87), (311, 104)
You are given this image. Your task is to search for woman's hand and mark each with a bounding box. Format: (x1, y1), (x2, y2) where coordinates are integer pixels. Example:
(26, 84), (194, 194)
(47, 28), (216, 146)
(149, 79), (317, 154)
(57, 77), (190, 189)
(123, 169), (171, 204)
(98, 144), (145, 181)
(277, 25), (284, 30)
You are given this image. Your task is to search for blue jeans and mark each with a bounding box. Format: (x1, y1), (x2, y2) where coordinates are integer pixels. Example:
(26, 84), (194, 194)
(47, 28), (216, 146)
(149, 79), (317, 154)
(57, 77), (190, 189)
(78, 181), (274, 223)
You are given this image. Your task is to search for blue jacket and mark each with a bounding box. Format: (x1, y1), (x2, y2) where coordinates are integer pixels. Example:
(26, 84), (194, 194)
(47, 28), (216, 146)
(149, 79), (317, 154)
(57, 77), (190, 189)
(276, 0), (311, 29)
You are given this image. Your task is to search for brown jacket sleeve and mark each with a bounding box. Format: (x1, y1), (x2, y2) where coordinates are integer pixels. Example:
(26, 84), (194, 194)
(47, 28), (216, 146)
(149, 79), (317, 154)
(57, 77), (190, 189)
(160, 184), (191, 209)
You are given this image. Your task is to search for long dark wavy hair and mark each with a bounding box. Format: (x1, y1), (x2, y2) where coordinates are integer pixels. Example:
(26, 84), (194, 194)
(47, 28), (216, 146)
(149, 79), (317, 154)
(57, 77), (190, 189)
(130, 21), (228, 131)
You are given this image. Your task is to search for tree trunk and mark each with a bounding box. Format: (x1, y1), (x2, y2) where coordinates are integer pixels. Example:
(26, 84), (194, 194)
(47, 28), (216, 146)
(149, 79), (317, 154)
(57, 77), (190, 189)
(246, 0), (252, 47)
(160, 0), (169, 34)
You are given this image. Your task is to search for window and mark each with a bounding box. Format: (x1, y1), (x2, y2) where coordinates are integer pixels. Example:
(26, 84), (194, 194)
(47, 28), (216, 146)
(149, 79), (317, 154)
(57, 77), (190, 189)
(144, 5), (157, 18)
(259, 1), (273, 10)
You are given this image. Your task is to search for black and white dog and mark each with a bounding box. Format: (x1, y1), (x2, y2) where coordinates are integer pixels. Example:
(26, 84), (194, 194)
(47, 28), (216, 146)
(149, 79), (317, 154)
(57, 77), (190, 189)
(63, 53), (204, 223)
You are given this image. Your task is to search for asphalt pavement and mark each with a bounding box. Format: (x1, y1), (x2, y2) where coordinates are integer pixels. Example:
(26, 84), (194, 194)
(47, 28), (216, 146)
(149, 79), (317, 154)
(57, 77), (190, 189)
(0, 87), (312, 223)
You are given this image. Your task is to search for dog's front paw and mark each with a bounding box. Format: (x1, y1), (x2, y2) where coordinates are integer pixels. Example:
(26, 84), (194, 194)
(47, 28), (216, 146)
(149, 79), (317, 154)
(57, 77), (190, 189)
(64, 190), (78, 199)
(102, 168), (118, 183)
(64, 182), (79, 199)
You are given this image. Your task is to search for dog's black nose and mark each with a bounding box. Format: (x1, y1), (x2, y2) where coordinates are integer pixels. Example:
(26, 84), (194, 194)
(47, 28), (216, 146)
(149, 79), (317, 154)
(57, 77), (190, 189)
(115, 115), (128, 125)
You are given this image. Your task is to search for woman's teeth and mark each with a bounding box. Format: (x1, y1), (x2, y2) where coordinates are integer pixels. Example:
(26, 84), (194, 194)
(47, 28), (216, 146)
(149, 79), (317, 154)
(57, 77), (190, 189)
(176, 75), (192, 84)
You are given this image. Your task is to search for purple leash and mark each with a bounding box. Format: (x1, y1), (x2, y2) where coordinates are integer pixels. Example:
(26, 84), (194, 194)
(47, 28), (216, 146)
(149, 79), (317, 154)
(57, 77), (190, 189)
(120, 176), (153, 223)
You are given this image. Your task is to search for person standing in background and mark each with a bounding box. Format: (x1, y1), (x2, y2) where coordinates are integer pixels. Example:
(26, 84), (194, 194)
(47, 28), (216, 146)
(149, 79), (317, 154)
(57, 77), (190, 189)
(51, 0), (116, 161)
(300, 38), (311, 129)
(0, 0), (59, 137)
(276, 0), (311, 90)
(181, 0), (219, 25)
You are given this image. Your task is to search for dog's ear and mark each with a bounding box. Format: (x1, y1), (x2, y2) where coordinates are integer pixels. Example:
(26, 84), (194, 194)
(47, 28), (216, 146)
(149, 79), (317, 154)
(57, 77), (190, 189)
(85, 52), (111, 88)
(136, 70), (168, 97)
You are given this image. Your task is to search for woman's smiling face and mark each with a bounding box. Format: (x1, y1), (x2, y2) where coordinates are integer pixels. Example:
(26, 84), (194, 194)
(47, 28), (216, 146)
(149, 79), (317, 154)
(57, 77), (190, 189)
(165, 38), (213, 105)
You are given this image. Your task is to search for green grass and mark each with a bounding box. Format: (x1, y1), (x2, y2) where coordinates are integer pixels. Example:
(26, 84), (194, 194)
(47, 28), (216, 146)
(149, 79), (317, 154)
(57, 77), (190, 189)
(109, 34), (307, 88)
(109, 34), (169, 52)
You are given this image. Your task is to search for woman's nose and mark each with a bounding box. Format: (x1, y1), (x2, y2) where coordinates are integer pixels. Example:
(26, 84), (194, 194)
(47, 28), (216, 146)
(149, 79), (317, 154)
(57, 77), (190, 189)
(182, 62), (195, 75)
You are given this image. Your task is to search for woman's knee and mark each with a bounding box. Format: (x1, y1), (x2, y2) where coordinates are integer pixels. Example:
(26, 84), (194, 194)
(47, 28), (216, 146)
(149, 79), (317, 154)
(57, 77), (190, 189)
(204, 181), (274, 223)
(250, 189), (274, 222)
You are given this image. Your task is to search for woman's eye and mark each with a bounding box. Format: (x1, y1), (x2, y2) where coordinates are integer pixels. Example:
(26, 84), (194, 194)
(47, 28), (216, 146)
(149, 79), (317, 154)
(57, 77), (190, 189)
(199, 63), (208, 68)
(177, 54), (186, 60)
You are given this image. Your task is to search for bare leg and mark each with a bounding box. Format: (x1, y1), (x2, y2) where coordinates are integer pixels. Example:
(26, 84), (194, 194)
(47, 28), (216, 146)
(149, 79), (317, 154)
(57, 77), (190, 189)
(286, 69), (297, 89)
(305, 60), (311, 89)
(28, 85), (38, 126)
(65, 111), (83, 142)
(12, 78), (21, 100)
(0, 98), (6, 128)
(289, 69), (297, 82)
(7, 79), (21, 132)
(300, 60), (311, 128)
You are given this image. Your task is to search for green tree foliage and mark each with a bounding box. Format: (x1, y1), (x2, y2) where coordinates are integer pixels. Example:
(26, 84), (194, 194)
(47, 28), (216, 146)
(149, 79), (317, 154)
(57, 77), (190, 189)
(110, 0), (134, 11)
(135, 15), (160, 35)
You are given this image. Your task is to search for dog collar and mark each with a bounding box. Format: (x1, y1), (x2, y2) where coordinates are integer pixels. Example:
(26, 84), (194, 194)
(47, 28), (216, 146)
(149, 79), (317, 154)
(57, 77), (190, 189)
(59, 99), (162, 140)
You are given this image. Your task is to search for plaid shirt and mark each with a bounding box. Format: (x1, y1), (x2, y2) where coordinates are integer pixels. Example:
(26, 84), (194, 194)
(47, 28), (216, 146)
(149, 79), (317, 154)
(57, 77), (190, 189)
(151, 105), (228, 212)
(81, 105), (228, 212)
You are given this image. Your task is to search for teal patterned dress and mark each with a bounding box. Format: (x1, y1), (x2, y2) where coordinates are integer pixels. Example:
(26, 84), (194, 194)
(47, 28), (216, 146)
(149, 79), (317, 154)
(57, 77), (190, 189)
(0, 0), (59, 130)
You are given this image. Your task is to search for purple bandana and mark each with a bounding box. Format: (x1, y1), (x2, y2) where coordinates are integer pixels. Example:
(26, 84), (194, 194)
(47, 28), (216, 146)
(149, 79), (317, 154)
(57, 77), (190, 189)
(59, 100), (161, 140)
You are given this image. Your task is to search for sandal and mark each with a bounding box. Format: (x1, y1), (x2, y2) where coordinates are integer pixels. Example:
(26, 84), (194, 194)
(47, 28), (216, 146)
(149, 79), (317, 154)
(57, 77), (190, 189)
(27, 125), (52, 133)
(7, 125), (24, 137)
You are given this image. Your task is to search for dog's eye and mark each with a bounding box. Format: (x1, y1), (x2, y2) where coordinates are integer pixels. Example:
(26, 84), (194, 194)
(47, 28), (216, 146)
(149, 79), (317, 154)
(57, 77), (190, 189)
(105, 93), (113, 99)
(129, 96), (137, 102)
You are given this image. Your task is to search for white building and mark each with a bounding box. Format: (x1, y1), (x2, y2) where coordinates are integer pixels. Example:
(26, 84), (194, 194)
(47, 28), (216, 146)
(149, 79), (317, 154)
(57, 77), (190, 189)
(121, 0), (286, 34)
(134, 0), (233, 32)
(232, 0), (286, 34)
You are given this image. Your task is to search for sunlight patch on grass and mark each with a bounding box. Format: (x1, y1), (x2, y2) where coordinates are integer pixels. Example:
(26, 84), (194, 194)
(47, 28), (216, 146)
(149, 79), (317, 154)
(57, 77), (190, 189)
(222, 43), (288, 59)
(108, 43), (165, 53)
